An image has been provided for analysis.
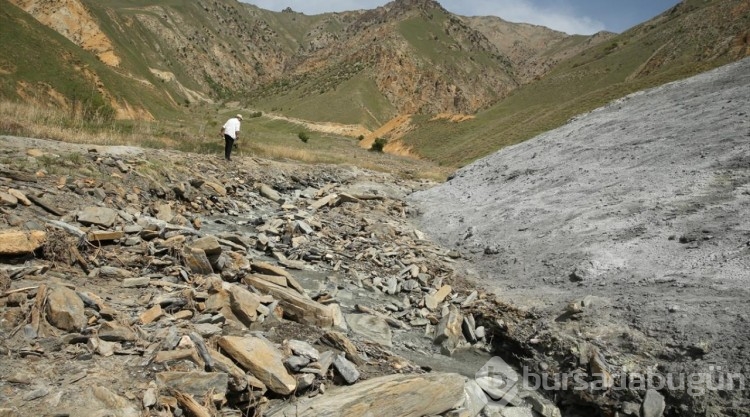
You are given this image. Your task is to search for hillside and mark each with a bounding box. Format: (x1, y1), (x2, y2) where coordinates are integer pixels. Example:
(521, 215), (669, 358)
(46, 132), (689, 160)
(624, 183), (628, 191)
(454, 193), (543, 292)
(398, 0), (750, 166)
(463, 16), (615, 83)
(1, 0), (594, 130)
(412, 56), (750, 416)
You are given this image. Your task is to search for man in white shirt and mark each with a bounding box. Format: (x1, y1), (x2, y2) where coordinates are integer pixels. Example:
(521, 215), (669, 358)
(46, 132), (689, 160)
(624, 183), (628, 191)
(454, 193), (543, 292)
(221, 114), (243, 161)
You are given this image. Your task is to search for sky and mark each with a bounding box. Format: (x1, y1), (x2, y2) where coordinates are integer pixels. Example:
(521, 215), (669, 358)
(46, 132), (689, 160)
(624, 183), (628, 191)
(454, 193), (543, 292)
(241, 0), (682, 35)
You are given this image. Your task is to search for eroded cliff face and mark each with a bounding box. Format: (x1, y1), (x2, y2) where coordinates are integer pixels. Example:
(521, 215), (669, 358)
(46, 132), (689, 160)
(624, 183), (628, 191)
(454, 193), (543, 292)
(9, 0), (120, 66)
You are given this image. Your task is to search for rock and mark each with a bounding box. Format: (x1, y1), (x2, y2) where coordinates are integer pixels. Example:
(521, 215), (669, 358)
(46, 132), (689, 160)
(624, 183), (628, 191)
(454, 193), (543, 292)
(139, 305), (164, 325)
(285, 355), (311, 372)
(500, 408), (536, 417)
(434, 305), (464, 354)
(156, 372), (229, 402)
(208, 348), (249, 392)
(462, 315), (477, 343)
(183, 247), (214, 275)
(87, 230), (125, 243)
(251, 261), (304, 294)
(295, 220), (314, 235)
(0, 230), (46, 255)
(525, 391), (562, 417)
(345, 314), (392, 347)
(227, 284), (261, 325)
(98, 321), (137, 342)
(191, 236), (222, 256)
(122, 277), (150, 288)
(99, 266), (133, 279)
(297, 373), (316, 391)
(320, 332), (362, 365)
(259, 184), (283, 203)
(267, 373), (466, 417)
(0, 192), (18, 207)
(218, 336), (297, 395)
(143, 387), (157, 408)
(244, 276), (335, 328)
(45, 285), (86, 332)
(310, 193), (338, 210)
(425, 285), (452, 310)
(475, 326), (486, 339)
(332, 354), (360, 384)
(642, 389), (666, 417)
(88, 336), (116, 357)
(7, 189), (32, 206)
(203, 181), (227, 197)
(288, 340), (320, 361)
(463, 380), (489, 416)
(475, 357), (522, 406)
(77, 206), (117, 227)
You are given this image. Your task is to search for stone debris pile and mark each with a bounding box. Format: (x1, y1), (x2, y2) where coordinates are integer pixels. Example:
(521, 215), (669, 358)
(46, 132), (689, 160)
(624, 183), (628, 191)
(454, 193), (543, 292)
(0, 144), (564, 417)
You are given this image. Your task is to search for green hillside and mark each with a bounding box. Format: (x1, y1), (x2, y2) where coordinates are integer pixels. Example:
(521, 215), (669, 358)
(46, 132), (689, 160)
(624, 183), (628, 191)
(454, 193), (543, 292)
(401, 0), (750, 167)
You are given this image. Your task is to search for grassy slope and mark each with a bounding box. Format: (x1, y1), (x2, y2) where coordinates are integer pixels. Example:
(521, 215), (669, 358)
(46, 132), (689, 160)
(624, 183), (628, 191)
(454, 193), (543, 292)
(0, 0), (180, 120)
(402, 0), (750, 167)
(0, 1), (112, 115)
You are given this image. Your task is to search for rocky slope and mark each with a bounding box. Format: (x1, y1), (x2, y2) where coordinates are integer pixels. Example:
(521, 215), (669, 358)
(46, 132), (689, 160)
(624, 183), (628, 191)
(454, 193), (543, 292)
(463, 16), (615, 83)
(0, 136), (574, 417)
(411, 57), (750, 416)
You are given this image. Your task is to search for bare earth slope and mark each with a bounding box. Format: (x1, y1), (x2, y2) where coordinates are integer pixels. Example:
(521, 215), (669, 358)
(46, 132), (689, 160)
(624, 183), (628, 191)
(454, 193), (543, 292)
(411, 57), (750, 415)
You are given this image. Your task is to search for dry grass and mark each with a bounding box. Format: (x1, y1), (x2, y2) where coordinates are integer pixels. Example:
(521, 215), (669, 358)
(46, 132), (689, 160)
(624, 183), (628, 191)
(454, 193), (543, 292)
(0, 100), (450, 181)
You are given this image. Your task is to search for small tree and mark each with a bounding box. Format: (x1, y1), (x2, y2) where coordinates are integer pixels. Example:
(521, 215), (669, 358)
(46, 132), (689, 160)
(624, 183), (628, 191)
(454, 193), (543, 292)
(298, 131), (310, 143)
(370, 137), (387, 152)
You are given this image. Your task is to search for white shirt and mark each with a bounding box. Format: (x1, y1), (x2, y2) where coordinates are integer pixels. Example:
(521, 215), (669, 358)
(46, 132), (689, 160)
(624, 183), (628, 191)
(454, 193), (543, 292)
(223, 117), (241, 139)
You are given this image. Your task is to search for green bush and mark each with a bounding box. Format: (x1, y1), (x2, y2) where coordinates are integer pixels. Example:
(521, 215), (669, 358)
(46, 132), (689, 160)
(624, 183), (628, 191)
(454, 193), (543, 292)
(298, 131), (310, 143)
(370, 137), (387, 152)
(357, 134), (365, 141)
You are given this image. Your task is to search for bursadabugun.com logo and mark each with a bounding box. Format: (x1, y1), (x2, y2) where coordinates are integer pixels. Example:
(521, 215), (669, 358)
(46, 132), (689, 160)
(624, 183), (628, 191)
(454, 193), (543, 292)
(476, 356), (746, 405)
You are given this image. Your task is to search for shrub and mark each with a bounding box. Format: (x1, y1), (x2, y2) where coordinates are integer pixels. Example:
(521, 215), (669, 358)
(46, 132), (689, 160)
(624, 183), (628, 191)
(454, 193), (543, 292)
(357, 134), (365, 141)
(298, 131), (310, 143)
(370, 137), (387, 152)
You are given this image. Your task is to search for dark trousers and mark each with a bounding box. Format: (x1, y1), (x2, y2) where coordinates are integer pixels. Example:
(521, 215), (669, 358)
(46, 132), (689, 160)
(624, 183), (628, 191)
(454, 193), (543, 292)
(224, 134), (235, 160)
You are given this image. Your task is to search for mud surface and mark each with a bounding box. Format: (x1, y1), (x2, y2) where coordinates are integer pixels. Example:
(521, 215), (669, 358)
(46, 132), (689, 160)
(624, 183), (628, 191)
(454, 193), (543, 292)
(411, 58), (750, 415)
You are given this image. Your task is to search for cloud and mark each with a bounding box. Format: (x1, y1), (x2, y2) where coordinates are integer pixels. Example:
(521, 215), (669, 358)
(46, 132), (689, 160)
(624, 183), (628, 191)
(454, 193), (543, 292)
(442, 0), (606, 35)
(243, 1), (386, 14)
(241, 0), (606, 35)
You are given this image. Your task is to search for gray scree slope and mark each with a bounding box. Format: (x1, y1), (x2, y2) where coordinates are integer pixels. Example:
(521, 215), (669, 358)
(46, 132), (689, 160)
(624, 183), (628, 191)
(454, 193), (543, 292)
(411, 57), (750, 388)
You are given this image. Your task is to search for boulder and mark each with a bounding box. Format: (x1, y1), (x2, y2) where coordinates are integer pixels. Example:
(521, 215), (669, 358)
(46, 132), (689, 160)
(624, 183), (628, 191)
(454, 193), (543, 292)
(258, 184), (283, 203)
(77, 207), (117, 227)
(642, 389), (666, 417)
(243, 276), (334, 328)
(191, 236), (222, 256)
(218, 336), (296, 395)
(267, 373), (466, 417)
(184, 247), (213, 275)
(226, 284), (261, 325)
(45, 285), (86, 332)
(0, 230), (46, 255)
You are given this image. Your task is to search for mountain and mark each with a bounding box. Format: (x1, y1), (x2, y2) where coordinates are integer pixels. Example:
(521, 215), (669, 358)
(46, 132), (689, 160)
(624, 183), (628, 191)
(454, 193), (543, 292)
(1, 0), (593, 128)
(2, 0), (748, 164)
(463, 16), (615, 83)
(396, 0), (750, 166)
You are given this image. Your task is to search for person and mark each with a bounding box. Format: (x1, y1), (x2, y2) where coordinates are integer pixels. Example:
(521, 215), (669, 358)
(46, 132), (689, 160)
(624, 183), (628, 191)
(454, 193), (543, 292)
(221, 114), (243, 161)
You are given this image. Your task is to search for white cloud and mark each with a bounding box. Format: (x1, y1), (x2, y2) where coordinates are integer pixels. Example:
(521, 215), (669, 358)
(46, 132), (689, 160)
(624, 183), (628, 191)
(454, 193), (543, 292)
(442, 0), (606, 35)
(241, 0), (606, 35)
